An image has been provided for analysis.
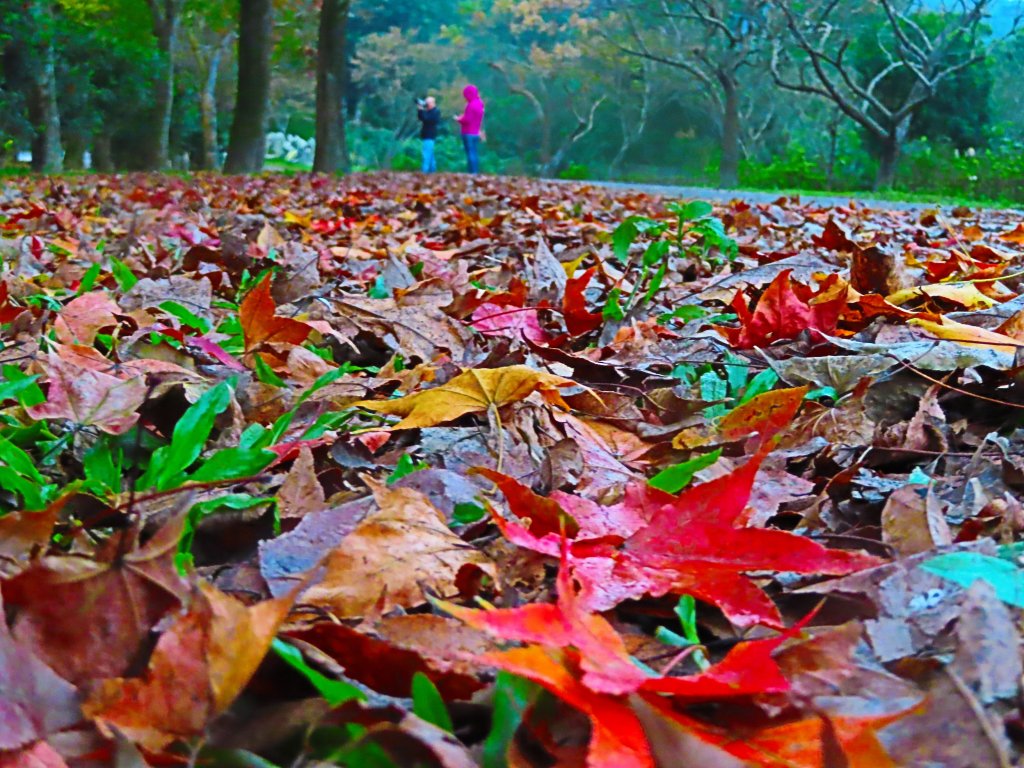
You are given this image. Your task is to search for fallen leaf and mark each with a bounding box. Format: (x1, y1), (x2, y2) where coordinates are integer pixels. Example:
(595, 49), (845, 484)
(299, 480), (496, 618)
(26, 351), (147, 434)
(354, 365), (577, 430)
(83, 583), (292, 750)
(239, 273), (312, 360)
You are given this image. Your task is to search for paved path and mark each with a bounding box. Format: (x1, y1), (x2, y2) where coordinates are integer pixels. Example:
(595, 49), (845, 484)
(554, 178), (1023, 213)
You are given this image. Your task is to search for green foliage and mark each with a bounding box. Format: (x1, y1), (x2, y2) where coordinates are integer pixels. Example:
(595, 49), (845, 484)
(411, 672), (454, 733)
(271, 639), (366, 706)
(922, 551), (1024, 607)
(649, 449), (722, 494)
(386, 453), (429, 484)
(654, 595), (710, 671)
(482, 672), (538, 768)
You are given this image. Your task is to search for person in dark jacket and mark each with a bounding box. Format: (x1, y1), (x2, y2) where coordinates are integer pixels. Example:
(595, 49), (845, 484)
(417, 96), (441, 173)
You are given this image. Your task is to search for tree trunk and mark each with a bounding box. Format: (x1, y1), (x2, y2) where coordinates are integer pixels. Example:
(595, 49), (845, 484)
(63, 133), (87, 170)
(27, 41), (62, 173)
(197, 33), (232, 170)
(93, 133), (114, 172)
(875, 117), (911, 189)
(313, 0), (351, 174)
(224, 0), (272, 173)
(718, 74), (739, 188)
(875, 138), (900, 189)
(146, 1), (180, 170)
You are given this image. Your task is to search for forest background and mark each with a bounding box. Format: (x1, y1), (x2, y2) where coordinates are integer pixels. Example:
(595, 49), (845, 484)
(2, 0), (1024, 202)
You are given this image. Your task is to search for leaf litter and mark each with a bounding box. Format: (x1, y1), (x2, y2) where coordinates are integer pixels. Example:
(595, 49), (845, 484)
(2, 173), (1024, 765)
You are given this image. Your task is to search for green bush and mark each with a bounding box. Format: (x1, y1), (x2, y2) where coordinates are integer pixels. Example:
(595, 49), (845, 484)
(558, 162), (590, 180)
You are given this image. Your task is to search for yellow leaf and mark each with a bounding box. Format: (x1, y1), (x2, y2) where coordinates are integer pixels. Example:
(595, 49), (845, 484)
(886, 283), (995, 310)
(908, 317), (1024, 353)
(355, 365), (577, 430)
(283, 211), (312, 228)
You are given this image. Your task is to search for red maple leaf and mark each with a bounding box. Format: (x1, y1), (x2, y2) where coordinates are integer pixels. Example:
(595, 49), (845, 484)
(487, 449), (879, 628)
(719, 269), (847, 349)
(439, 548), (795, 767)
(563, 267), (603, 336)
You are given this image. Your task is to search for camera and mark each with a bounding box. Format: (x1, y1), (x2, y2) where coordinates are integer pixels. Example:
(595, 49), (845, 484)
(415, 98), (427, 108)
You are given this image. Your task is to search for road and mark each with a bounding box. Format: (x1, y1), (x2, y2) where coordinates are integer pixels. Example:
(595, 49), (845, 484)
(559, 178), (1022, 213)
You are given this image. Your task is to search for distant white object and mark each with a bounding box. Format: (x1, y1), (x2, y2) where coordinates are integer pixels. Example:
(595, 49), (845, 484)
(266, 132), (315, 167)
(16, 151), (31, 163)
(83, 151), (92, 169)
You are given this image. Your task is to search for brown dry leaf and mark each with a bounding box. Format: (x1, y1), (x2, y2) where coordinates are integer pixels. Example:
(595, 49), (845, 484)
(0, 504), (62, 578)
(300, 480), (496, 618)
(354, 365), (577, 430)
(4, 517), (188, 686)
(881, 485), (952, 556)
(83, 582), (293, 751)
(239, 273), (312, 358)
(277, 446), (326, 520)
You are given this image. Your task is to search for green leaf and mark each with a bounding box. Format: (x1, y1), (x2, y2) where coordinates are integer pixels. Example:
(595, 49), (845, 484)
(680, 200), (714, 221)
(76, 263), (102, 295)
(921, 552), (1024, 607)
(240, 423), (271, 450)
(612, 218), (640, 262)
(642, 262), (668, 305)
(411, 672), (454, 733)
(159, 301), (211, 333)
(739, 369), (780, 404)
(0, 434), (44, 484)
(641, 240), (671, 268)
(649, 449), (722, 494)
(138, 380), (234, 491)
(271, 638), (365, 706)
(110, 257), (138, 291)
(83, 440), (122, 496)
(722, 352), (749, 395)
(1, 365), (44, 407)
(187, 447), (275, 484)
(254, 355), (286, 387)
(0, 466), (46, 510)
(452, 502), (486, 525)
(805, 386), (838, 402)
(482, 672), (538, 768)
(700, 371), (729, 420)
(387, 454), (428, 484)
(658, 305), (708, 325)
(368, 275), (389, 299)
(602, 287), (625, 322)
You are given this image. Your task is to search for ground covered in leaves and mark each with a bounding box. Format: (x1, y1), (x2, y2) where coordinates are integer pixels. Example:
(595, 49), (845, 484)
(4, 172), (1024, 767)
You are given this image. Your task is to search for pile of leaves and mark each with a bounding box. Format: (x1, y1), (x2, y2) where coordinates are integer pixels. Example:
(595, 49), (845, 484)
(4, 172), (1024, 766)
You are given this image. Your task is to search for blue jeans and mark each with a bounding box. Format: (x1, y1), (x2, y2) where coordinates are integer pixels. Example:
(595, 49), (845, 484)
(463, 134), (481, 174)
(421, 139), (437, 173)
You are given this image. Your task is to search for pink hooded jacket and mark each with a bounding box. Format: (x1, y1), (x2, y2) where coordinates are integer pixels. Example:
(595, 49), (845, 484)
(456, 84), (485, 136)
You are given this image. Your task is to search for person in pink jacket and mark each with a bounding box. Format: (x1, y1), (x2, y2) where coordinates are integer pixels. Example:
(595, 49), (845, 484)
(454, 84), (485, 174)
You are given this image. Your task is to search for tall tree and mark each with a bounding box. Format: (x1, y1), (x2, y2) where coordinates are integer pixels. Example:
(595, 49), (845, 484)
(604, 0), (770, 188)
(144, 0), (183, 169)
(2, 2), (63, 171)
(188, 28), (234, 170)
(770, 0), (1004, 188)
(313, 0), (350, 174)
(224, 0), (272, 173)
